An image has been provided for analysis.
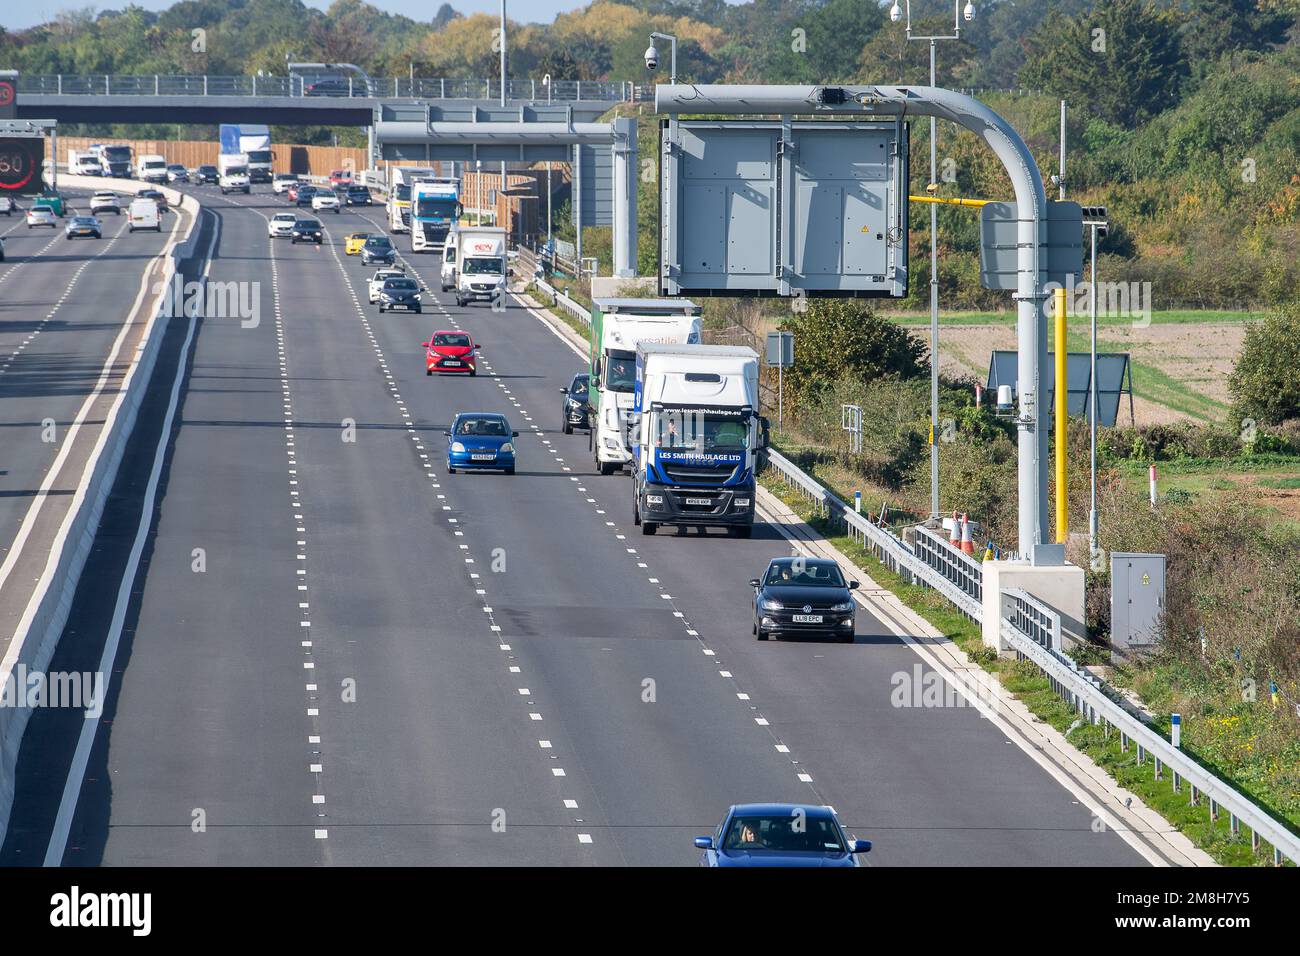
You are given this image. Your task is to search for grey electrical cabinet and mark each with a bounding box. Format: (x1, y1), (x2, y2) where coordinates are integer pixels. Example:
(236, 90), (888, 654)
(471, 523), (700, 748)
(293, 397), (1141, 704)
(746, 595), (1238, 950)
(660, 119), (908, 298)
(1110, 552), (1166, 663)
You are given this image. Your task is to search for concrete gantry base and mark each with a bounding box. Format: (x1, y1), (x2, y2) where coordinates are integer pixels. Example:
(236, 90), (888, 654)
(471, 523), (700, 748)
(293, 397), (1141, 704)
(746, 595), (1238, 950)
(981, 559), (1087, 653)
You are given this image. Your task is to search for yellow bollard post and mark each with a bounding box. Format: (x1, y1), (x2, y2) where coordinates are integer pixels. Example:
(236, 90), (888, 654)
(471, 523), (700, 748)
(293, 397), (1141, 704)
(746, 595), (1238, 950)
(1055, 286), (1069, 543)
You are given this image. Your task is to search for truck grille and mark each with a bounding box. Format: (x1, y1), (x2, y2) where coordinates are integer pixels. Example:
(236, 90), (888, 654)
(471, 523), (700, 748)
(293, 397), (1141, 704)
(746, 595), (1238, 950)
(662, 464), (737, 483)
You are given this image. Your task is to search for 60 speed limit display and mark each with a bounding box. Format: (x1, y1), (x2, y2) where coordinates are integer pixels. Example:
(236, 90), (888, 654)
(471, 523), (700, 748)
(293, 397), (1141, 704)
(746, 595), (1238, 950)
(0, 137), (43, 195)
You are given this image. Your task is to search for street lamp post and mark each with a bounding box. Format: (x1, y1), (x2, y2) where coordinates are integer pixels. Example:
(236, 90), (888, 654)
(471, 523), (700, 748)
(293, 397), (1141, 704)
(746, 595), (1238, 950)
(892, 1), (973, 521)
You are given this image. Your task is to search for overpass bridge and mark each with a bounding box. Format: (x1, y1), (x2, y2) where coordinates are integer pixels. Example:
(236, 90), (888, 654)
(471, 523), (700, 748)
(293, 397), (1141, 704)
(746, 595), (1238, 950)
(13, 74), (635, 126)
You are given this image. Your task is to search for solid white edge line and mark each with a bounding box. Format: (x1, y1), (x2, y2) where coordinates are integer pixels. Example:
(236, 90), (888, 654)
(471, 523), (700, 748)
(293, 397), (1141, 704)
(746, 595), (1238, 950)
(42, 208), (218, 867)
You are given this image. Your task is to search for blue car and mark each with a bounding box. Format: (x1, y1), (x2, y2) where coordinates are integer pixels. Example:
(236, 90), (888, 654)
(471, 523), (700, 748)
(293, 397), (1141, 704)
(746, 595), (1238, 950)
(695, 803), (871, 867)
(446, 412), (517, 475)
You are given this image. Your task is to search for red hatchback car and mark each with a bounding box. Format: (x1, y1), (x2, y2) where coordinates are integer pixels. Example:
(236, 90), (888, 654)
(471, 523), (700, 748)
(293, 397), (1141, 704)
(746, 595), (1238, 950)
(423, 330), (479, 375)
(329, 169), (354, 188)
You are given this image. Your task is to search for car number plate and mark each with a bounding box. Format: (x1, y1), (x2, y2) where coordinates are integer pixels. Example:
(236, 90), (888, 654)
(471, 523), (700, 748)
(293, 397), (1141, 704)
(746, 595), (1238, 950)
(792, 614), (823, 624)
(442, 360), (461, 366)
(685, 497), (711, 506)
(471, 453), (496, 460)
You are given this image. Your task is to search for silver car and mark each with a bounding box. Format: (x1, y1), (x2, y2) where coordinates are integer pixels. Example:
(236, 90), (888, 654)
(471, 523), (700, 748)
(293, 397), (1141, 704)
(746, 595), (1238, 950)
(26, 205), (58, 228)
(65, 215), (103, 240)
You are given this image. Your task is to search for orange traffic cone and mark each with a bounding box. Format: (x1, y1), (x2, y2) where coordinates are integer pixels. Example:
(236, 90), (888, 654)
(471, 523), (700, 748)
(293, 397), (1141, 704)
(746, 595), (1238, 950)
(948, 510), (960, 548)
(960, 514), (975, 555)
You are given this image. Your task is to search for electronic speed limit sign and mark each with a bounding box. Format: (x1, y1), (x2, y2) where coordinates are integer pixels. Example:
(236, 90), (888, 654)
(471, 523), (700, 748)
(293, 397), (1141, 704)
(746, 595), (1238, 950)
(0, 138), (44, 195)
(0, 77), (15, 117)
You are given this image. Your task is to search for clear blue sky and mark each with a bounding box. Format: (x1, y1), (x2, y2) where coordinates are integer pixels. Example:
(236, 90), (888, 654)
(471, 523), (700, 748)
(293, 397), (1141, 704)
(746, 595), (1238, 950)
(2, 1), (606, 32)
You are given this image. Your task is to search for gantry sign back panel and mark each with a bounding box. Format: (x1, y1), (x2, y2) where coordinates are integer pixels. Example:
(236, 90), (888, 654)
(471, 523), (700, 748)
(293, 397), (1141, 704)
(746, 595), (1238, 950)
(660, 119), (908, 298)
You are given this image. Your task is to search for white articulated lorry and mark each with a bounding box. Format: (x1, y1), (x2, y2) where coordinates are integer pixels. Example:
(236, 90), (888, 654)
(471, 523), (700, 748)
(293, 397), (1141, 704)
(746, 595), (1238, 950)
(587, 298), (701, 476)
(387, 166), (436, 234)
(451, 227), (508, 307)
(630, 344), (767, 538)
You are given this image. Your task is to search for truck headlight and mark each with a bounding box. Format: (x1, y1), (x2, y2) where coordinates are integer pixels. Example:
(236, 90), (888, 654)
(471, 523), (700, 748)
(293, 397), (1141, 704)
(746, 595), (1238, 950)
(603, 437), (620, 450)
(760, 598), (783, 611)
(451, 441), (466, 452)
(645, 494), (664, 505)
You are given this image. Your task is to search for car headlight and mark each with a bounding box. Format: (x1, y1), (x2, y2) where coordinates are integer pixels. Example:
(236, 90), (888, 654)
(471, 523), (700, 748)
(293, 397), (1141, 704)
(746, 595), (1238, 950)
(451, 442), (466, 453)
(500, 443), (514, 454)
(831, 601), (854, 612)
(760, 598), (783, 611)
(645, 494), (664, 505)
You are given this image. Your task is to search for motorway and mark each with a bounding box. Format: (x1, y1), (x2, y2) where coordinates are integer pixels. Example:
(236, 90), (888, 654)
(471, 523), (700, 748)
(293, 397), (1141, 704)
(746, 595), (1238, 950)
(0, 185), (1148, 866)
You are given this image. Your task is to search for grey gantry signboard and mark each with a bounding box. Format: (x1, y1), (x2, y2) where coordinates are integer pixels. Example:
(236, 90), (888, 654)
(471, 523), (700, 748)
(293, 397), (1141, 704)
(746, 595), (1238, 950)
(979, 200), (1084, 290)
(659, 119), (908, 298)
(572, 142), (612, 228)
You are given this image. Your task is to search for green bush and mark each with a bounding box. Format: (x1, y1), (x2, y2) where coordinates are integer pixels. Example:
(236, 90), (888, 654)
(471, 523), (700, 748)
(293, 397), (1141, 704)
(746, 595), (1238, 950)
(779, 300), (929, 404)
(1230, 303), (1300, 426)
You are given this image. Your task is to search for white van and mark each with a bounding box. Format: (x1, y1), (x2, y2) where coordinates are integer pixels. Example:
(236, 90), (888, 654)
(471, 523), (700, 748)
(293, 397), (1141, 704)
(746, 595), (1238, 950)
(439, 227), (459, 291)
(128, 197), (161, 232)
(136, 154), (168, 183)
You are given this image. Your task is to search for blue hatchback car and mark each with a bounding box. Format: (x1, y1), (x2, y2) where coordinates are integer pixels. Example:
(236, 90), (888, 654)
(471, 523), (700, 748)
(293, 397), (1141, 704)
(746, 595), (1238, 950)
(695, 803), (871, 867)
(446, 412), (517, 475)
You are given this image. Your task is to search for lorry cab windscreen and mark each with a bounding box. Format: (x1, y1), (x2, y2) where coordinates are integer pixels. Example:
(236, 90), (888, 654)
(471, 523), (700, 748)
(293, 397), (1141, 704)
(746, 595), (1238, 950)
(655, 413), (747, 451)
(416, 197), (458, 218)
(603, 351), (636, 392)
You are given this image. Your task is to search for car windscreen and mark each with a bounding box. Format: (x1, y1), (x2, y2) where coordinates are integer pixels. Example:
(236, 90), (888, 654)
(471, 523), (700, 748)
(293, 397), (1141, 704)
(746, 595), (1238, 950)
(722, 814), (845, 853)
(364, 238), (392, 249)
(433, 333), (470, 347)
(296, 220), (321, 229)
(71, 218), (96, 225)
(462, 257), (503, 275)
(569, 376), (589, 396)
(765, 563), (846, 588)
(455, 418), (508, 437)
(383, 280), (417, 291)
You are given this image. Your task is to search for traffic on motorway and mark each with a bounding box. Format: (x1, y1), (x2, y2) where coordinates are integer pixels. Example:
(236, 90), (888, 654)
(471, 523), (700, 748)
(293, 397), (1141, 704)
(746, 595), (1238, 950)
(0, 151), (1172, 881)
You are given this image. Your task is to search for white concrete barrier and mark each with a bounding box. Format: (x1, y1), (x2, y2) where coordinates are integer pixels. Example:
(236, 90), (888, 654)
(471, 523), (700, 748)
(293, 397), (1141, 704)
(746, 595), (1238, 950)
(0, 175), (206, 843)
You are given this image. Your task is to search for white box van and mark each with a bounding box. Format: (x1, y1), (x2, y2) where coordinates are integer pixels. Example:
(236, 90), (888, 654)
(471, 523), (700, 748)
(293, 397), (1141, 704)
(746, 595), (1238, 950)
(136, 154), (168, 183)
(128, 197), (162, 232)
(453, 227), (508, 307)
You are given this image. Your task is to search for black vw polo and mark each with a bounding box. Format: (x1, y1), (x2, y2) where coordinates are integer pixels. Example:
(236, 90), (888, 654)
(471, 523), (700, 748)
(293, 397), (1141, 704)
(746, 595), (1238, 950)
(750, 557), (858, 643)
